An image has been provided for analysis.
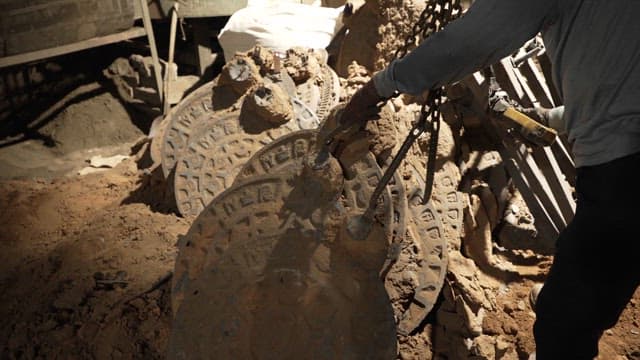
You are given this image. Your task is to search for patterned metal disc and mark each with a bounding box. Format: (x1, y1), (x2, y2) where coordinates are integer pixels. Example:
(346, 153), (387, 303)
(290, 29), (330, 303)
(161, 71), (300, 179)
(235, 130), (317, 182)
(390, 187), (447, 336)
(232, 129), (453, 337)
(378, 160), (453, 336)
(169, 171), (396, 358)
(235, 129), (406, 268)
(173, 102), (319, 218)
(432, 162), (465, 235)
(161, 81), (217, 179)
(150, 116), (170, 167)
(295, 64), (341, 122)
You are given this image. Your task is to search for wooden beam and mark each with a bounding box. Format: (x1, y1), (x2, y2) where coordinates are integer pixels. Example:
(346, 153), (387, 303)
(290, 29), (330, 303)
(493, 59), (532, 107)
(531, 146), (576, 224)
(139, 0), (164, 103)
(537, 53), (563, 106)
(192, 18), (214, 76)
(0, 27), (147, 69)
(519, 58), (555, 108)
(164, 2), (179, 115)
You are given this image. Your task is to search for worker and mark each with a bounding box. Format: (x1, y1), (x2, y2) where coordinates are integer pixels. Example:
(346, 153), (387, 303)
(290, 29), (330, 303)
(343, 1), (640, 358)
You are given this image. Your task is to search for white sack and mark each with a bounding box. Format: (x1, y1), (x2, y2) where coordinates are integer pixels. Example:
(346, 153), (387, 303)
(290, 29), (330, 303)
(218, 3), (342, 61)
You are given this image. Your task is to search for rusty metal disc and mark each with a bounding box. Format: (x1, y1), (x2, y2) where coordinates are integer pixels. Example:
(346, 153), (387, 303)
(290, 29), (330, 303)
(150, 116), (170, 167)
(161, 81), (217, 179)
(169, 163), (396, 358)
(173, 102), (320, 218)
(235, 130), (457, 337)
(171, 143), (396, 307)
(171, 174), (294, 315)
(161, 70), (299, 179)
(389, 187), (448, 336)
(431, 162), (464, 235)
(235, 130), (317, 182)
(295, 64), (341, 122)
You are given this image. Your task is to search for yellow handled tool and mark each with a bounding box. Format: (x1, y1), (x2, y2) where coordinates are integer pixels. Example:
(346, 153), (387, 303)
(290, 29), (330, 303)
(491, 92), (558, 147)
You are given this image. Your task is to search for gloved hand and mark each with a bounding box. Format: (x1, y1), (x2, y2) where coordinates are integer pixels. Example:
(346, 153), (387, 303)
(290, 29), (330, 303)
(521, 106), (551, 126)
(342, 79), (384, 125)
(521, 105), (565, 134)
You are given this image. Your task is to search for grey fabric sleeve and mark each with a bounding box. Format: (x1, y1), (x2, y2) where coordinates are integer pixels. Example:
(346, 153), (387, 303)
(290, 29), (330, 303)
(373, 0), (557, 98)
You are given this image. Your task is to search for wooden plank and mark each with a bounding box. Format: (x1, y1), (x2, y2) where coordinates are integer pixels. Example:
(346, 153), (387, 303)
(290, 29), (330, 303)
(164, 2), (179, 115)
(0, 27), (146, 69)
(551, 138), (576, 187)
(519, 58), (555, 108)
(140, 0), (164, 103)
(537, 53), (563, 105)
(158, 0), (247, 18)
(493, 59), (532, 107)
(531, 147), (576, 224)
(505, 139), (567, 231)
(192, 18), (214, 76)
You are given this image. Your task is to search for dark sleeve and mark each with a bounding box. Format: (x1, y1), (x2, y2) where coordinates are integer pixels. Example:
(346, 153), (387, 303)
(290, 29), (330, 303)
(373, 0), (558, 97)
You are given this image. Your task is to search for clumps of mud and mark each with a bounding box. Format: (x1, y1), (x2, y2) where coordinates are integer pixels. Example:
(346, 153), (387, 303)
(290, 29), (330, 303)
(283, 47), (322, 84)
(336, 0), (427, 76)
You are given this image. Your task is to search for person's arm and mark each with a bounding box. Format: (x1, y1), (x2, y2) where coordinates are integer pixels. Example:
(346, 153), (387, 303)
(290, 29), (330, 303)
(373, 0), (558, 98)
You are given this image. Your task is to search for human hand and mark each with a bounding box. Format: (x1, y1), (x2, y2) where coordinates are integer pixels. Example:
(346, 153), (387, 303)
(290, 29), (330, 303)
(342, 79), (384, 125)
(521, 106), (551, 126)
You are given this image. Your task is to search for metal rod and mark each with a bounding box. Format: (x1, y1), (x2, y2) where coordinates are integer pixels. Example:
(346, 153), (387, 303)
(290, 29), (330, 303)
(139, 0), (163, 104)
(163, 2), (179, 115)
(361, 121), (427, 222)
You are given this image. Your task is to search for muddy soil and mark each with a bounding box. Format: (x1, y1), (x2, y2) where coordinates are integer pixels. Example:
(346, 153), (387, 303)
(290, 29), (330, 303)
(0, 156), (190, 359)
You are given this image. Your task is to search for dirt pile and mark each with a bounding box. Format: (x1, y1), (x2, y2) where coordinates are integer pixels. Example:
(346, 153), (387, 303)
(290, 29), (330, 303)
(0, 83), (145, 180)
(39, 91), (143, 154)
(0, 159), (189, 359)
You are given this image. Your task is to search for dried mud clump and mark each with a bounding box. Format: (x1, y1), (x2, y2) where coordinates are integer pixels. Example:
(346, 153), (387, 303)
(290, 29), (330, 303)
(246, 45), (279, 76)
(218, 54), (262, 95)
(336, 0), (426, 76)
(243, 83), (294, 126)
(340, 61), (371, 101)
(284, 47), (322, 84)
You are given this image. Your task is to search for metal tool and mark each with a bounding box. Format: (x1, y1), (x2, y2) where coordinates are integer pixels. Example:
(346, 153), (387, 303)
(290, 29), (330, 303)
(346, 91), (443, 241)
(490, 90), (558, 147)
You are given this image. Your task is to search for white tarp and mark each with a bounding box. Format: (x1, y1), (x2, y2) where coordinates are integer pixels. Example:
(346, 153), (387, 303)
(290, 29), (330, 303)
(218, 2), (343, 61)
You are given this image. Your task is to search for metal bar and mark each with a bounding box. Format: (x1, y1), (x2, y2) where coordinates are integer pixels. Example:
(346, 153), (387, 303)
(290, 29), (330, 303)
(140, 0), (164, 103)
(0, 27), (147, 69)
(192, 18), (214, 76)
(164, 2), (179, 115)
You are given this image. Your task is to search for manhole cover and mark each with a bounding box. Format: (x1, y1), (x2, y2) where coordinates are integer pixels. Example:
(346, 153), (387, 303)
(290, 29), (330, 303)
(169, 157), (396, 358)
